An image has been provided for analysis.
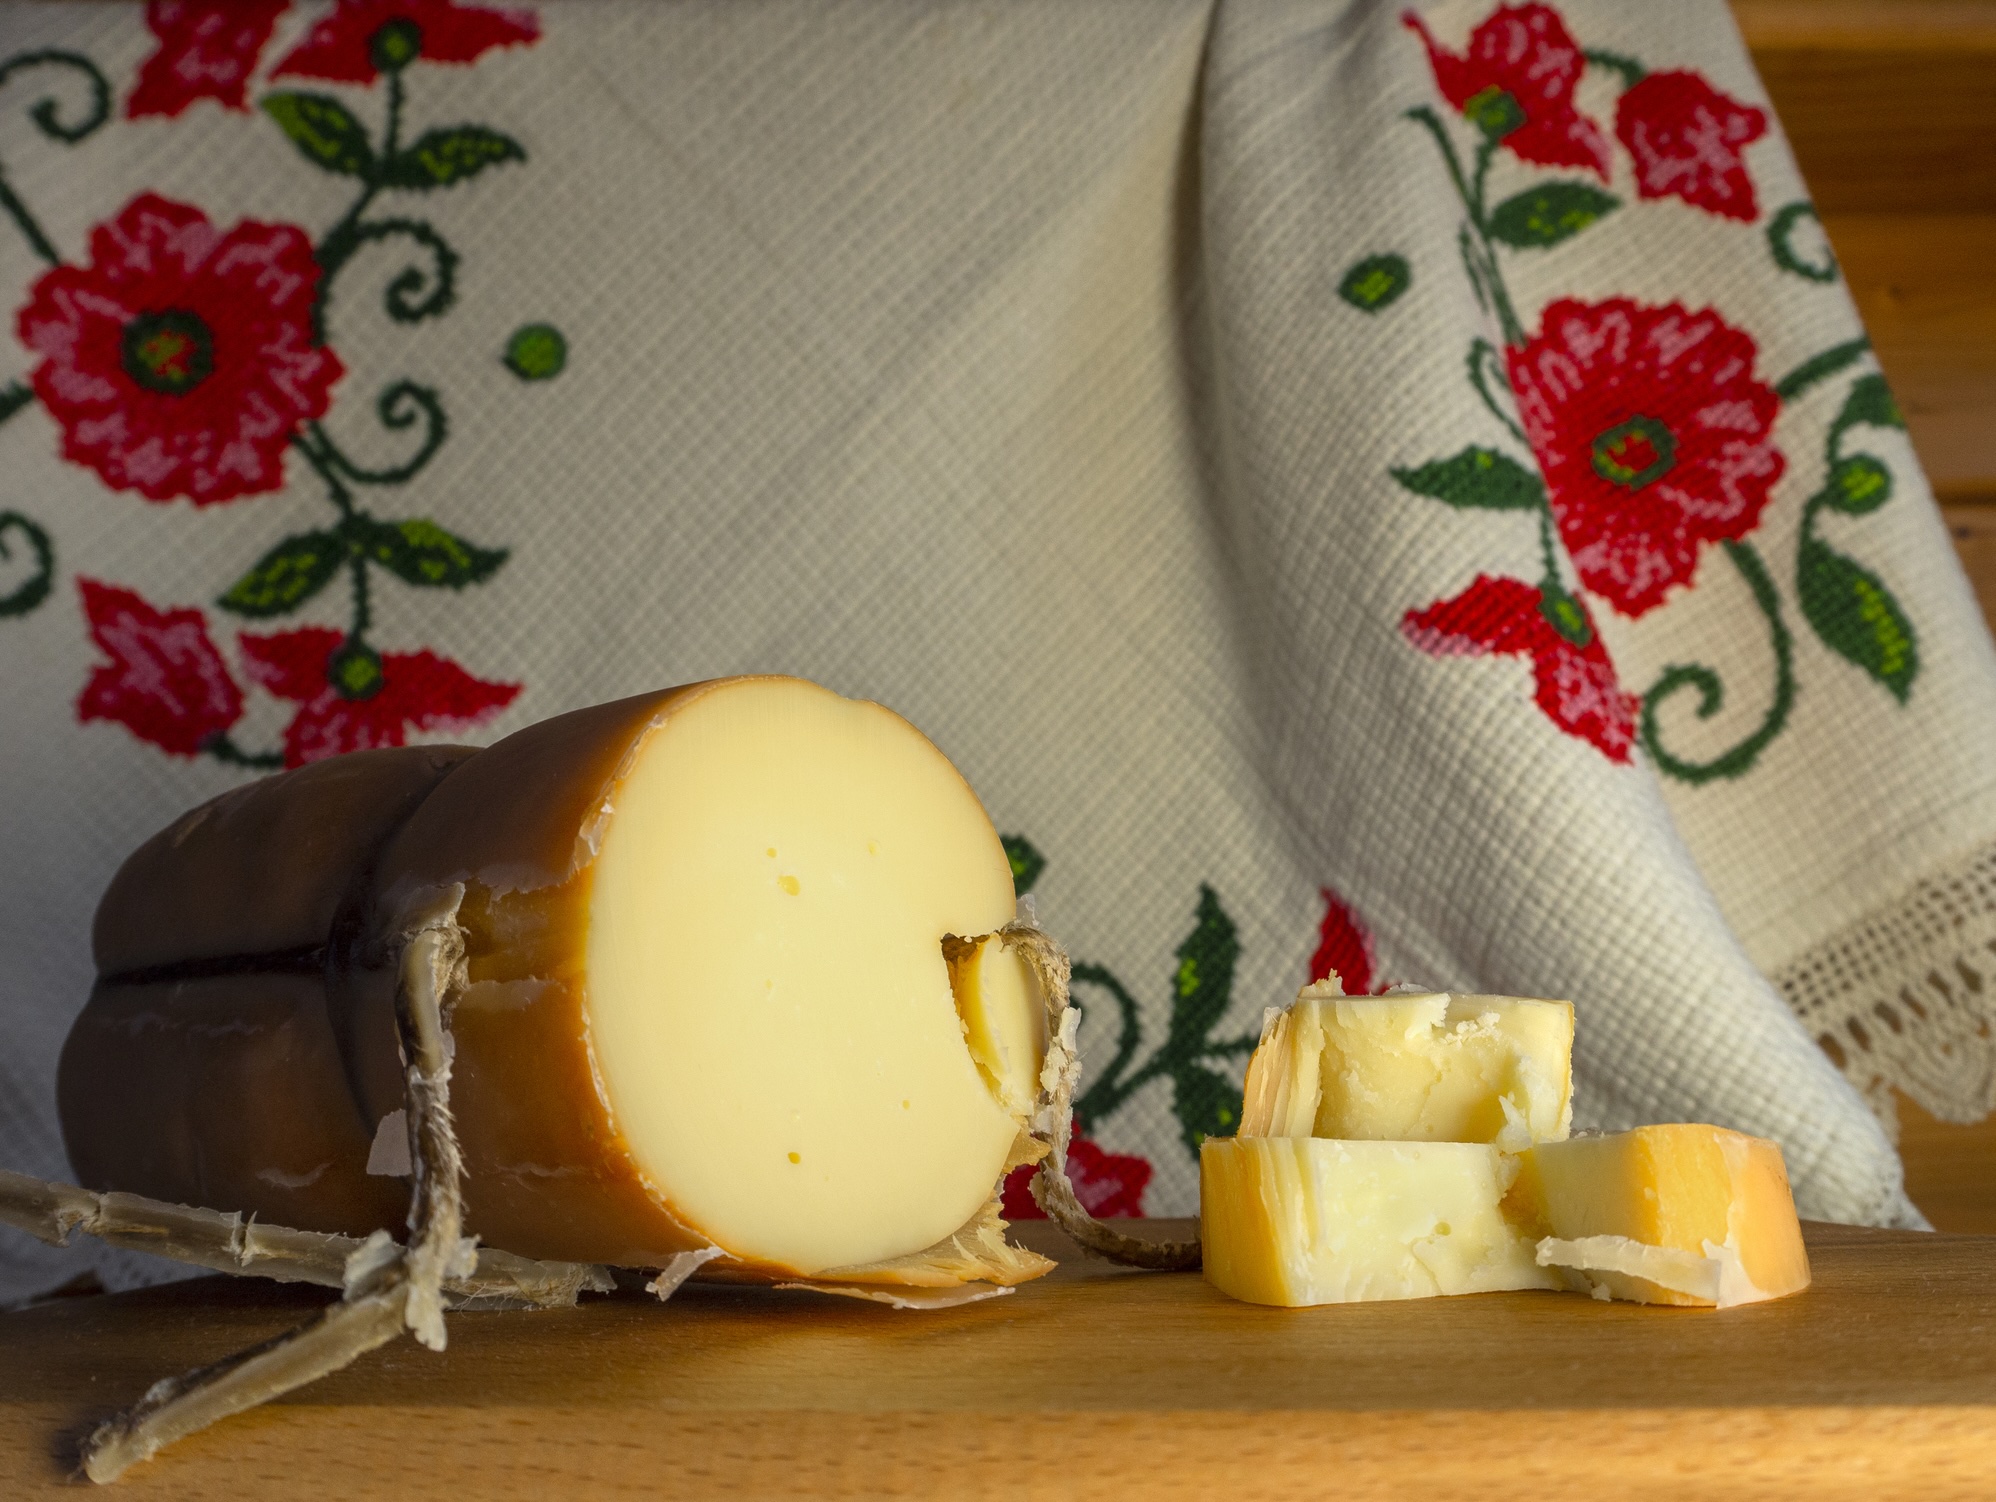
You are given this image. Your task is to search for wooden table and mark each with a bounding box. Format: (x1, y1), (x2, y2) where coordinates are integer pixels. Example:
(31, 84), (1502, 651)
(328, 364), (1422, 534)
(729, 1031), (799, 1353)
(4, 1220), (1995, 1499)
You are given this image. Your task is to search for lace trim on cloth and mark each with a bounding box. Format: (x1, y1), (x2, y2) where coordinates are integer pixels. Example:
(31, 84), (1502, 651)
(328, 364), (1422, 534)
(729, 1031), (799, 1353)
(1775, 839), (1996, 1141)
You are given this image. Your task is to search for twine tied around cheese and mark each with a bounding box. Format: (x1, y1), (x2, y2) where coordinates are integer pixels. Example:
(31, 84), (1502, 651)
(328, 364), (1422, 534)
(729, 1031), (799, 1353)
(69, 888), (608, 1484)
(1001, 919), (1202, 1273)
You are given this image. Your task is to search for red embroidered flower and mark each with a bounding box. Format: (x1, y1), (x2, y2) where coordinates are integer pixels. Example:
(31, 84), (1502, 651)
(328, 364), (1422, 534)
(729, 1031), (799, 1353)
(1403, 574), (1637, 761)
(1404, 4), (1611, 178)
(1506, 298), (1784, 617)
(1616, 70), (1768, 222)
(1001, 1136), (1152, 1221)
(77, 579), (244, 756)
(17, 194), (341, 505)
(128, 1), (290, 118)
(1311, 889), (1386, 993)
(239, 626), (519, 767)
(273, 0), (538, 84)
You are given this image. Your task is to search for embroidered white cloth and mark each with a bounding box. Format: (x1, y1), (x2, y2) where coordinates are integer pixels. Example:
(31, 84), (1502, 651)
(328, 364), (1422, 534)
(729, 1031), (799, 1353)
(3, 0), (1991, 1299)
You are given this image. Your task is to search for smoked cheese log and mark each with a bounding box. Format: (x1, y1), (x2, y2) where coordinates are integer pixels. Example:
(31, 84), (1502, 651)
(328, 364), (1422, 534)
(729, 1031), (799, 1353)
(59, 677), (1051, 1288)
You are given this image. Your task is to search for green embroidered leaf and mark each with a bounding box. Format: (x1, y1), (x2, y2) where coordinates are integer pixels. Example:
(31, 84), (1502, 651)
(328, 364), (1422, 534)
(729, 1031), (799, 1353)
(1001, 834), (1046, 898)
(260, 92), (374, 177)
(1538, 581), (1593, 647)
(1391, 447), (1544, 511)
(1832, 373), (1905, 442)
(1821, 455), (1894, 516)
(1171, 1063), (1245, 1158)
(1165, 885), (1238, 1052)
(382, 126), (525, 189)
(216, 530), (347, 617)
(353, 518), (508, 589)
(1798, 534), (1917, 703)
(1486, 182), (1619, 248)
(1338, 253), (1412, 313)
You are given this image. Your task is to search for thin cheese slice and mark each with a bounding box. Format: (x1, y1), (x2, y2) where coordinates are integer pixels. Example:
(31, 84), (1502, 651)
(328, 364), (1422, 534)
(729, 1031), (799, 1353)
(1515, 1124), (1811, 1307)
(1240, 988), (1573, 1150)
(1199, 1136), (1556, 1306)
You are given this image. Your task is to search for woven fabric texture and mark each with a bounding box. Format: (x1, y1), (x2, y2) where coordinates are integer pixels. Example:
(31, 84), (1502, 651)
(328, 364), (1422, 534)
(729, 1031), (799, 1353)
(2, 0), (1990, 1300)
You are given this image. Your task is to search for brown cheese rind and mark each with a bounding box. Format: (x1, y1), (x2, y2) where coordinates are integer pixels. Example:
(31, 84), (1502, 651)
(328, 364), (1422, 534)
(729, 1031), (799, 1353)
(58, 974), (405, 1236)
(62, 746), (478, 1237)
(350, 685), (728, 1268)
(92, 745), (477, 976)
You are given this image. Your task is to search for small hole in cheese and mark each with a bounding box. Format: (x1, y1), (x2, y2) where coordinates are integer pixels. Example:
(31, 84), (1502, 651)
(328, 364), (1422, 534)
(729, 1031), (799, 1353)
(777, 875), (800, 896)
(788, 1152), (801, 1164)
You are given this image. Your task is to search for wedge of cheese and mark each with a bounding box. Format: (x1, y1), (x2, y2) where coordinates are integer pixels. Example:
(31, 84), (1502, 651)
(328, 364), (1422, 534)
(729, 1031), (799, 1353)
(1515, 1124), (1812, 1307)
(1200, 1136), (1555, 1305)
(1240, 987), (1573, 1150)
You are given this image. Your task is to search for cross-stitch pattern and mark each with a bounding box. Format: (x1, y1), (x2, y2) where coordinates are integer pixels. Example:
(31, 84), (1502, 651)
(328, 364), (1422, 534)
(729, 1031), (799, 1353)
(1, 0), (552, 768)
(1376, 3), (1920, 782)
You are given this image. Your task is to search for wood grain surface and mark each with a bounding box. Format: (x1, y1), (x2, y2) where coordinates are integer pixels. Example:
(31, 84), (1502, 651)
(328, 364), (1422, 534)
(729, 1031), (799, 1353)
(4, 1219), (1996, 1499)
(1737, 1), (1996, 504)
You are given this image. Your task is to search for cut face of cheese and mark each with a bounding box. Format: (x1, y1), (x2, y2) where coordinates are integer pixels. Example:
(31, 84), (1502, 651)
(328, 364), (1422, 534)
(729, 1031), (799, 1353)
(1240, 988), (1573, 1150)
(944, 933), (1048, 1121)
(1515, 1124), (1812, 1307)
(1200, 1136), (1556, 1306)
(584, 679), (1030, 1274)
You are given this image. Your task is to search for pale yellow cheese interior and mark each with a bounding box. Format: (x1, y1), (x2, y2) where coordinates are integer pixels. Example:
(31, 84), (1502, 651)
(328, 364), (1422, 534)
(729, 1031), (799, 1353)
(1200, 1136), (1556, 1306)
(945, 933), (1047, 1120)
(1241, 988), (1573, 1150)
(1515, 1124), (1812, 1306)
(1207, 986), (1808, 1311)
(585, 678), (1033, 1274)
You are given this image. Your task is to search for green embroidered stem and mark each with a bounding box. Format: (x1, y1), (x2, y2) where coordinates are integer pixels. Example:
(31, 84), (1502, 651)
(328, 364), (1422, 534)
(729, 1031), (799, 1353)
(312, 73), (461, 337)
(1472, 214), (1525, 347)
(291, 429), (358, 520)
(317, 218), (459, 337)
(0, 49), (111, 266)
(1406, 108), (1525, 345)
(1536, 507), (1564, 593)
(314, 381), (448, 485)
(1640, 539), (1795, 783)
(1468, 135), (1498, 226)
(346, 550), (373, 640)
(1768, 201), (1838, 284)
(1071, 963), (1145, 1126)
(203, 734), (285, 772)
(1467, 338), (1528, 446)
(0, 511), (55, 619)
(316, 67), (399, 273)
(0, 172), (58, 267)
(1582, 47), (1646, 87)
(1775, 337), (1869, 403)
(1405, 106), (1474, 217)
(0, 381), (33, 426)
(289, 430), (377, 645)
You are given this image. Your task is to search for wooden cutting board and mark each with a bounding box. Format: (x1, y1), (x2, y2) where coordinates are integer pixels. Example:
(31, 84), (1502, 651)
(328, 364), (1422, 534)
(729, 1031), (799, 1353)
(3, 1219), (1993, 1499)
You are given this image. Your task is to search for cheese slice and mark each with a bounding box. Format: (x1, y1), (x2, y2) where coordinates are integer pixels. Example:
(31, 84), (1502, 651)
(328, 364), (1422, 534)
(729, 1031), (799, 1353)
(1515, 1124), (1811, 1307)
(1240, 987), (1573, 1150)
(1200, 1136), (1556, 1306)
